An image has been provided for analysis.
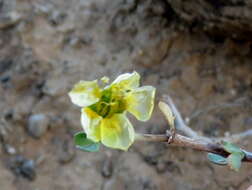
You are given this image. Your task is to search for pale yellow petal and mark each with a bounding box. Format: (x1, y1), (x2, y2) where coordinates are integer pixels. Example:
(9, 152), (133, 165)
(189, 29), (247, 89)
(69, 80), (101, 107)
(158, 101), (175, 128)
(100, 113), (134, 151)
(101, 76), (110, 84)
(81, 108), (102, 142)
(111, 71), (140, 89)
(126, 86), (155, 121)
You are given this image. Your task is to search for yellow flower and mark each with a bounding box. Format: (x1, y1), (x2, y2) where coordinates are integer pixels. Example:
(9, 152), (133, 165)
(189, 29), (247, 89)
(69, 71), (155, 150)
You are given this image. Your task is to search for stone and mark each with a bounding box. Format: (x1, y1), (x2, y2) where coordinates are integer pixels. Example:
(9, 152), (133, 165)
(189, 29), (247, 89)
(4, 144), (16, 155)
(58, 140), (75, 164)
(0, 12), (22, 30)
(27, 114), (50, 138)
(101, 159), (113, 178)
(156, 160), (167, 173)
(9, 155), (36, 181)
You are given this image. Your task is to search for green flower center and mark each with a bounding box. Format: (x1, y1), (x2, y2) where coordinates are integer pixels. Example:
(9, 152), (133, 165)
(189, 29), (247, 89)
(89, 87), (128, 118)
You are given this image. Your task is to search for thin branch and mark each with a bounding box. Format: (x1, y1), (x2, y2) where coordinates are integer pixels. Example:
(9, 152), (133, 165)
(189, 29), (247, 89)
(162, 95), (211, 142)
(135, 132), (252, 163)
(162, 95), (252, 143)
(189, 97), (248, 121)
(135, 94), (252, 165)
(213, 129), (252, 143)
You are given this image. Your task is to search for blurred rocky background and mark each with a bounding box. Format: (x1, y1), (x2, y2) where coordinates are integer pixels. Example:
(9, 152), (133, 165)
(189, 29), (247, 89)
(0, 0), (252, 189)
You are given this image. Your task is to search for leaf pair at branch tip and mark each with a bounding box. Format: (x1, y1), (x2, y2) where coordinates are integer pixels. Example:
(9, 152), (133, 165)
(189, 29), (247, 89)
(74, 132), (100, 152)
(223, 141), (245, 172)
(207, 141), (245, 172)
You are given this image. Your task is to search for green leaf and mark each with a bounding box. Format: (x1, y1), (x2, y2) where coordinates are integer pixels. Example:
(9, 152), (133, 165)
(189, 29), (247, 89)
(207, 153), (227, 165)
(223, 141), (243, 154)
(74, 132), (100, 152)
(227, 152), (244, 172)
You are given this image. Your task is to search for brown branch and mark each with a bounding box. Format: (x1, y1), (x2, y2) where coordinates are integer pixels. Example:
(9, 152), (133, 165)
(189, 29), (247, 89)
(135, 94), (252, 165)
(135, 132), (252, 163)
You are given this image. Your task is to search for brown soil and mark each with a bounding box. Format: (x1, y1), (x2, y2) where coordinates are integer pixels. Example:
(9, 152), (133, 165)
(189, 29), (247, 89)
(0, 0), (252, 189)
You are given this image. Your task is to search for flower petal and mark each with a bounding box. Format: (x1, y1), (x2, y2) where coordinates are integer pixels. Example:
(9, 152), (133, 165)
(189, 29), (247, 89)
(81, 108), (102, 142)
(111, 71), (140, 89)
(101, 76), (110, 84)
(100, 113), (134, 151)
(126, 86), (155, 121)
(69, 80), (101, 107)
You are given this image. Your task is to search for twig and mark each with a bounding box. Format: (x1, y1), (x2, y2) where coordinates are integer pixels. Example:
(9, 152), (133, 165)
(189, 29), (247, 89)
(214, 129), (252, 143)
(189, 97), (248, 121)
(162, 95), (252, 143)
(162, 95), (211, 142)
(135, 132), (252, 163)
(135, 94), (252, 165)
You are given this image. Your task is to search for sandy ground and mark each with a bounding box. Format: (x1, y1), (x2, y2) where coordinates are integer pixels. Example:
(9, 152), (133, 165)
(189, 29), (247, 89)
(0, 0), (252, 189)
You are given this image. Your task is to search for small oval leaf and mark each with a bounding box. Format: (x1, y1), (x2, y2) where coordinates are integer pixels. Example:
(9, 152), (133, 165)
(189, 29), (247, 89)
(223, 141), (242, 154)
(227, 152), (244, 172)
(207, 153), (227, 165)
(76, 143), (100, 152)
(74, 132), (100, 152)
